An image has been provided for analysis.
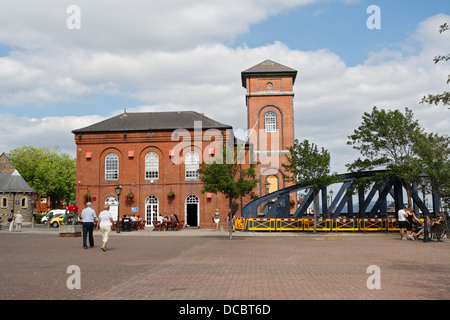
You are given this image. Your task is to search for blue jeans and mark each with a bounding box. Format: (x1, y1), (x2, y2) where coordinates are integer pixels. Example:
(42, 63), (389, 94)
(82, 222), (94, 248)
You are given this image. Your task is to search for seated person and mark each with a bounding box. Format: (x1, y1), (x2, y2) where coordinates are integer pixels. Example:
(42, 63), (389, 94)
(411, 220), (423, 239)
(130, 214), (138, 229)
(155, 213), (165, 229)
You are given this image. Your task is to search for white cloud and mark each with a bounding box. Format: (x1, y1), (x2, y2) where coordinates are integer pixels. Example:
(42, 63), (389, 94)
(0, 114), (105, 156)
(0, 0), (318, 52)
(0, 2), (448, 175)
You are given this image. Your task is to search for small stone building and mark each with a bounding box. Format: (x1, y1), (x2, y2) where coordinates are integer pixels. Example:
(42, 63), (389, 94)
(0, 153), (35, 224)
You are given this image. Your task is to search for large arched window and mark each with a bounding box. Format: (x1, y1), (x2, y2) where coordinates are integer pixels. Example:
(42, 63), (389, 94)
(145, 152), (159, 179)
(105, 153), (119, 180)
(185, 151), (199, 180)
(264, 111), (277, 133)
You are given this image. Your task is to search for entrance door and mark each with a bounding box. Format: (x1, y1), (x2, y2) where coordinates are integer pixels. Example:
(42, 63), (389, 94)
(185, 194), (199, 227)
(145, 195), (158, 226)
(105, 196), (119, 221)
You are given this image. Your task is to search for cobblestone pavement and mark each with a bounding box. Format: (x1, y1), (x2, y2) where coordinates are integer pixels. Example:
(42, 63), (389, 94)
(1, 226), (449, 303)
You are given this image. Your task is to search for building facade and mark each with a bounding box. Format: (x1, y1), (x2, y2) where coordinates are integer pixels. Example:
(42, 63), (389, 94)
(72, 60), (297, 228)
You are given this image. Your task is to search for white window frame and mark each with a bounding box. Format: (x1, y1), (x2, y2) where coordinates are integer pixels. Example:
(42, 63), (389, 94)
(105, 153), (119, 180)
(145, 152), (159, 180)
(185, 151), (199, 180)
(264, 111), (277, 133)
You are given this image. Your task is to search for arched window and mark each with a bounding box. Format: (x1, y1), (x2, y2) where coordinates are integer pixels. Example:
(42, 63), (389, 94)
(105, 153), (119, 180)
(185, 151), (199, 180)
(145, 152), (159, 179)
(264, 111), (277, 133)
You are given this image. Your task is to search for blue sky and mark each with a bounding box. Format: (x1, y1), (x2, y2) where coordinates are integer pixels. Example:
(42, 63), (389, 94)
(235, 0), (448, 66)
(0, 0), (448, 173)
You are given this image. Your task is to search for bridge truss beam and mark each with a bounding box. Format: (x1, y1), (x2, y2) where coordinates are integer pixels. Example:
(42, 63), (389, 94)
(242, 171), (439, 220)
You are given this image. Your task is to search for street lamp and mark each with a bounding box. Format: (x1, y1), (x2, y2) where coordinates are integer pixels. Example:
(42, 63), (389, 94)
(418, 172), (429, 242)
(265, 181), (271, 194)
(115, 185), (122, 234)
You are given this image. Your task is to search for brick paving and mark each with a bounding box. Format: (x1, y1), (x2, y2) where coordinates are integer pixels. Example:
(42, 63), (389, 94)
(0, 227), (449, 302)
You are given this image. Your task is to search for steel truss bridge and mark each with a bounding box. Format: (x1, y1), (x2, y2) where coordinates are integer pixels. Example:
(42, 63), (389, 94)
(238, 170), (442, 232)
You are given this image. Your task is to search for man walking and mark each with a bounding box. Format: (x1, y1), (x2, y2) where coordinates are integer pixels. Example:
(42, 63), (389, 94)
(80, 202), (97, 249)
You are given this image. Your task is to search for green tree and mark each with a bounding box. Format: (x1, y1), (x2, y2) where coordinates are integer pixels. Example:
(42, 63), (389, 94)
(413, 132), (450, 210)
(282, 139), (339, 230)
(421, 23), (450, 107)
(347, 107), (424, 207)
(7, 146), (76, 207)
(198, 144), (259, 215)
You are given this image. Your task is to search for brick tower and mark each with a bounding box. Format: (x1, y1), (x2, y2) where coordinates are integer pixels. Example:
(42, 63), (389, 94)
(241, 60), (297, 195)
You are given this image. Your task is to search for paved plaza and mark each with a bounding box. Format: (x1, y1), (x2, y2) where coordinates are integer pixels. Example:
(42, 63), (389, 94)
(1, 226), (449, 303)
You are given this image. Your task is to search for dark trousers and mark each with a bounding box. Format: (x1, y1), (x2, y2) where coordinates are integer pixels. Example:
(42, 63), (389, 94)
(82, 222), (94, 247)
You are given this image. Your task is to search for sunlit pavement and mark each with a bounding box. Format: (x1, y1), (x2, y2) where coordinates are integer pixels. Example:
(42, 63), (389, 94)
(1, 226), (449, 301)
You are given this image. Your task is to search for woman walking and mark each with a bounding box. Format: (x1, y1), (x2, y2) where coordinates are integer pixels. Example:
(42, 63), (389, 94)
(97, 204), (115, 251)
(212, 208), (220, 230)
(8, 210), (14, 232)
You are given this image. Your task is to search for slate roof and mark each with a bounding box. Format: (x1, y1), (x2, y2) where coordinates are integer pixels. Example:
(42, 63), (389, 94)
(72, 111), (233, 134)
(0, 169), (34, 192)
(241, 59), (297, 88)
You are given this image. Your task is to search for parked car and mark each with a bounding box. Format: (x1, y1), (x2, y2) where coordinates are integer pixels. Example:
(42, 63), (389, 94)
(49, 214), (66, 228)
(42, 209), (66, 226)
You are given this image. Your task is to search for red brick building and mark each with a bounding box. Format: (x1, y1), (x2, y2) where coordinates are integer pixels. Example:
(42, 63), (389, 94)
(72, 60), (297, 228)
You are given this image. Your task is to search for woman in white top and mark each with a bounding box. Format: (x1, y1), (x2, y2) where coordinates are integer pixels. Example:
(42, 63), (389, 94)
(97, 204), (115, 251)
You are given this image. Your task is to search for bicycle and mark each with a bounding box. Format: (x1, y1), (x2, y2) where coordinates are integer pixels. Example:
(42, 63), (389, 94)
(429, 213), (449, 241)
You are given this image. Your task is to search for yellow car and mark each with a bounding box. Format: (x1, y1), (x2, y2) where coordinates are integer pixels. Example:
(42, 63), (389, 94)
(49, 214), (65, 228)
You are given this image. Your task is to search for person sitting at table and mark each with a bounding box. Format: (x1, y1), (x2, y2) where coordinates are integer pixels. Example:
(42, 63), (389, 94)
(130, 214), (138, 230)
(168, 214), (179, 230)
(156, 213), (165, 229)
(136, 215), (144, 229)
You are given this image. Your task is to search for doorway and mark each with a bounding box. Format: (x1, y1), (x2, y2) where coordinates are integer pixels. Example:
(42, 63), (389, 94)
(185, 194), (199, 227)
(145, 195), (158, 227)
(105, 196), (118, 221)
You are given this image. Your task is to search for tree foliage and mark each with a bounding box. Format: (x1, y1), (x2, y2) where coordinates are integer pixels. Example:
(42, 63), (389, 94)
(413, 132), (450, 208)
(7, 146), (76, 207)
(283, 139), (338, 190)
(346, 106), (450, 208)
(421, 23), (450, 107)
(198, 144), (259, 212)
(282, 139), (339, 228)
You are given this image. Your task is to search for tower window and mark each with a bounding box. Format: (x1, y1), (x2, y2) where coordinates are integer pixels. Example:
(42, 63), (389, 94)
(264, 111), (277, 133)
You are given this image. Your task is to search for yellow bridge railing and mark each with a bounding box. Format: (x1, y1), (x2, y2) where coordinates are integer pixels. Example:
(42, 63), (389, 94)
(234, 218), (418, 232)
